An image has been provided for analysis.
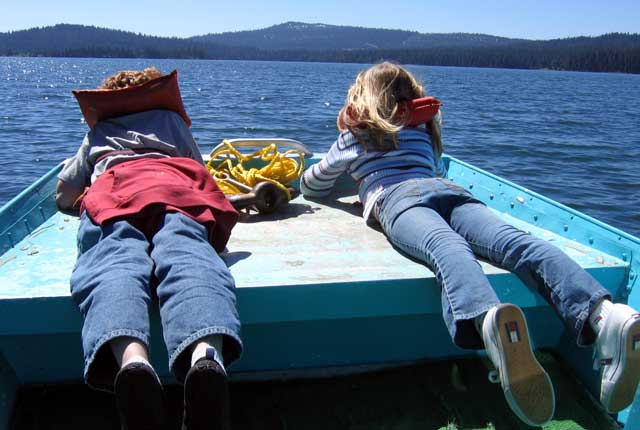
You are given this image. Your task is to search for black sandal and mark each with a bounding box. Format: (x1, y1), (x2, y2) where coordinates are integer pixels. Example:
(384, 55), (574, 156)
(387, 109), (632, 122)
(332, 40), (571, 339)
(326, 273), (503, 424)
(182, 352), (230, 430)
(114, 362), (165, 430)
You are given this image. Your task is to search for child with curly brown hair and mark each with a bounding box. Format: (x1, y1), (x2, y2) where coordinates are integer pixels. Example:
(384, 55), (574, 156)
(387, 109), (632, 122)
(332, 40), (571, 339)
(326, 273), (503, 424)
(57, 67), (241, 430)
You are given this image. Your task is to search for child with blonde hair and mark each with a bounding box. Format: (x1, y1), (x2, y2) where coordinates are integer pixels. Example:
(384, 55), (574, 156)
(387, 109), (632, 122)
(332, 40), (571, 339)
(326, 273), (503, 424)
(58, 67), (241, 430)
(301, 62), (640, 426)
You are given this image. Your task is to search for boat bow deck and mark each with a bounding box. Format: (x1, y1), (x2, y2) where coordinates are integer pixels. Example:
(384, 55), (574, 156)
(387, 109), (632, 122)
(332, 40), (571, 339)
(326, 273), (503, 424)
(1, 154), (640, 428)
(0, 193), (626, 300)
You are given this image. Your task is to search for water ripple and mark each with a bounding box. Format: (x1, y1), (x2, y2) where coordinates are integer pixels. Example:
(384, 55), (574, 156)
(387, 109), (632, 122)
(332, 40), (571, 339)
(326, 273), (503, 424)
(1, 58), (639, 237)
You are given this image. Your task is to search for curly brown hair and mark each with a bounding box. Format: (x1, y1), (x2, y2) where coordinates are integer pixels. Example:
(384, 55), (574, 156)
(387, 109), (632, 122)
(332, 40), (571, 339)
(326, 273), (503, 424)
(100, 67), (162, 89)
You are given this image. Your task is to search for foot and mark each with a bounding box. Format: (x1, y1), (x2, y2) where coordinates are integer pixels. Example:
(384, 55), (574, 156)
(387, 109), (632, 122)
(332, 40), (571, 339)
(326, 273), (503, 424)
(595, 303), (640, 413)
(482, 303), (555, 426)
(114, 361), (165, 430)
(183, 349), (230, 430)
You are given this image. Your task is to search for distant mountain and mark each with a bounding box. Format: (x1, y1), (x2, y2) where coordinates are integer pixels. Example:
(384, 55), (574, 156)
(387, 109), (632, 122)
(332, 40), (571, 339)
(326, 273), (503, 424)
(191, 21), (525, 50)
(1, 23), (639, 74)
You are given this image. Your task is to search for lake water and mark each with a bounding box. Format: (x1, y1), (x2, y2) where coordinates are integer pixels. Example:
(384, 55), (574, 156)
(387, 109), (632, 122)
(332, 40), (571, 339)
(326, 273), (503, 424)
(0, 58), (638, 237)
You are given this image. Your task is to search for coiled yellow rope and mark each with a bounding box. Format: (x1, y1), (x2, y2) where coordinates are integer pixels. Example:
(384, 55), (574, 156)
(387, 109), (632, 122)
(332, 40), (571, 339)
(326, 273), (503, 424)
(206, 140), (305, 200)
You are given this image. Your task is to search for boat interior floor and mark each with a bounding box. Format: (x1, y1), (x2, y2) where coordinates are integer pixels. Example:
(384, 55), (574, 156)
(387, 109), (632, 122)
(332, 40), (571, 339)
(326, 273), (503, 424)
(12, 352), (619, 430)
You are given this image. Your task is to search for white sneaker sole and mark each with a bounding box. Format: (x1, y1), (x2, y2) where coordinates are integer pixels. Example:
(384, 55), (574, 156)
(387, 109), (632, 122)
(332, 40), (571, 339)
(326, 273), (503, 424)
(601, 314), (640, 413)
(490, 304), (555, 426)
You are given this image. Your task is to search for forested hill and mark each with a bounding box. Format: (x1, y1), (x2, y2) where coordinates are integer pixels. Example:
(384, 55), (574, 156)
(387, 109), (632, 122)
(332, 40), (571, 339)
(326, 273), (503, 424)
(191, 22), (526, 50)
(1, 23), (639, 74)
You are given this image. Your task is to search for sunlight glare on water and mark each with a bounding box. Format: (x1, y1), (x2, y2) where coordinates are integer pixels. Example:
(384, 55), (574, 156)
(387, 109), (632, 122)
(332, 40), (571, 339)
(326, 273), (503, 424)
(0, 58), (638, 236)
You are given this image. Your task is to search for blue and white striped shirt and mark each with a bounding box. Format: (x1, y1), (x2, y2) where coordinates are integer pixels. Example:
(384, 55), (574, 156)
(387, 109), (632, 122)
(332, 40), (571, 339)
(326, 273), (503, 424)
(300, 127), (446, 221)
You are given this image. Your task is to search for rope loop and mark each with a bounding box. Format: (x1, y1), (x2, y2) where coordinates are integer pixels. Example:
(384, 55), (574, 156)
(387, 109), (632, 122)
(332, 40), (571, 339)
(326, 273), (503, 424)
(206, 140), (306, 200)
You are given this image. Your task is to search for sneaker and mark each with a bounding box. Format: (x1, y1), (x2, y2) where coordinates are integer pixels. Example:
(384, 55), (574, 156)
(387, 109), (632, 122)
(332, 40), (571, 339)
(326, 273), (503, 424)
(595, 303), (640, 413)
(482, 303), (555, 426)
(114, 361), (165, 430)
(182, 349), (230, 430)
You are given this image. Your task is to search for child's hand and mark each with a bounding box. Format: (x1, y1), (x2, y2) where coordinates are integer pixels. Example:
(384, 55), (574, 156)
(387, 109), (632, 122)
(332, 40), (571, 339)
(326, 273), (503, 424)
(56, 180), (88, 214)
(73, 186), (90, 209)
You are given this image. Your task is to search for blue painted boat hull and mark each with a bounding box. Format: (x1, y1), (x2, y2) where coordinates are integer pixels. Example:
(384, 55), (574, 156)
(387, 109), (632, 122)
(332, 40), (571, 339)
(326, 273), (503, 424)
(1, 154), (639, 428)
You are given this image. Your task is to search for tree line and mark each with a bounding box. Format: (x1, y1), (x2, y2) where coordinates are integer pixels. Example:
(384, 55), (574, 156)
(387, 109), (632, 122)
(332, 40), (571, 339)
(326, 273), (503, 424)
(1, 25), (638, 74)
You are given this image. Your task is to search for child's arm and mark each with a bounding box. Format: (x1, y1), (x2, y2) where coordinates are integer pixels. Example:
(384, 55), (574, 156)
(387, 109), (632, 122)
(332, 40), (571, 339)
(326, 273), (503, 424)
(300, 134), (353, 198)
(56, 138), (91, 212)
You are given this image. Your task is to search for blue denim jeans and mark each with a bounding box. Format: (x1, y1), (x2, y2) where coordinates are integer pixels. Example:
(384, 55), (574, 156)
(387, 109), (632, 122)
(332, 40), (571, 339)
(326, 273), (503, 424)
(375, 178), (610, 349)
(71, 211), (242, 390)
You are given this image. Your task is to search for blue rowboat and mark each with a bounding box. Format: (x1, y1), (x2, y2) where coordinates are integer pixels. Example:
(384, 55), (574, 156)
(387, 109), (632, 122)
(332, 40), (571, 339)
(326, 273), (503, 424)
(1, 142), (639, 428)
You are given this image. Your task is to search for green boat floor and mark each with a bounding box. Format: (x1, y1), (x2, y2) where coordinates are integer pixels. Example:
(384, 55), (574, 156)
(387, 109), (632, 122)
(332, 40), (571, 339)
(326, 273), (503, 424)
(11, 353), (619, 430)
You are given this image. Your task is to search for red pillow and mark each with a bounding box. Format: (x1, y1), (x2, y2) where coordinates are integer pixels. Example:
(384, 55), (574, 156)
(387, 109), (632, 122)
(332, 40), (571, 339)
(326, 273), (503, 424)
(405, 97), (442, 126)
(73, 70), (191, 128)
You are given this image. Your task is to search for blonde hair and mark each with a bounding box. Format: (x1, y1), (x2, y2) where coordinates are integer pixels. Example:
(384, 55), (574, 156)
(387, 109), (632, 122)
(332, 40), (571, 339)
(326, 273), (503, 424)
(100, 67), (162, 90)
(337, 62), (443, 156)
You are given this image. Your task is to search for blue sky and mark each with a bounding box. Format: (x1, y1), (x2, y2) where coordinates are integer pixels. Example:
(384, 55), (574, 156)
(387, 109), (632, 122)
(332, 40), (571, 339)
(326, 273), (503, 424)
(1, 0), (638, 40)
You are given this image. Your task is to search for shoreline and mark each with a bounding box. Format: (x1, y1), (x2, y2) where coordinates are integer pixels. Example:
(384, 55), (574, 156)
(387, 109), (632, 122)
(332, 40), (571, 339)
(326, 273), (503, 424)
(2, 55), (639, 76)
